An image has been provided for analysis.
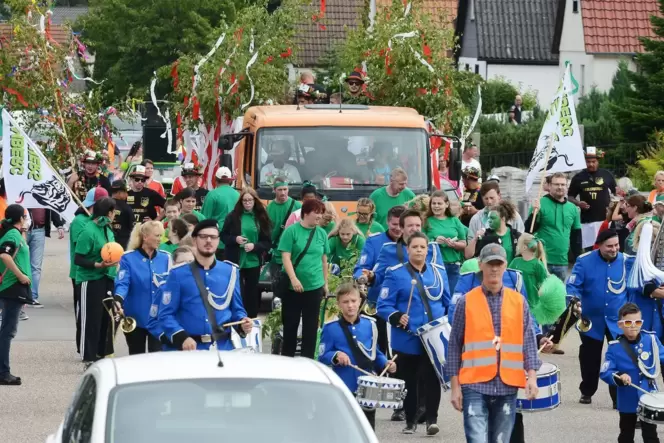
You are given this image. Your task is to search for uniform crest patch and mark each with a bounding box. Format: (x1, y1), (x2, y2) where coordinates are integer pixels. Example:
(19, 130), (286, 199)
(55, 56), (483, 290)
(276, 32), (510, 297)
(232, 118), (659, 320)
(118, 270), (127, 280)
(568, 274), (576, 284)
(319, 343), (325, 356)
(149, 304), (158, 318)
(601, 361), (610, 372)
(162, 291), (171, 305)
(360, 254), (367, 265)
(380, 287), (389, 299)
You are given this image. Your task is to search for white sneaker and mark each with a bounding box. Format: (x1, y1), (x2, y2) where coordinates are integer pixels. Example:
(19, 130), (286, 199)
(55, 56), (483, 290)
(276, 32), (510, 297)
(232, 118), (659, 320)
(19, 311), (29, 321)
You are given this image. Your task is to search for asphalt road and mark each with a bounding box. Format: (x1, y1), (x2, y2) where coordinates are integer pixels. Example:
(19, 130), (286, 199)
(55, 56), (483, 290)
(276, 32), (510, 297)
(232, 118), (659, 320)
(0, 236), (655, 442)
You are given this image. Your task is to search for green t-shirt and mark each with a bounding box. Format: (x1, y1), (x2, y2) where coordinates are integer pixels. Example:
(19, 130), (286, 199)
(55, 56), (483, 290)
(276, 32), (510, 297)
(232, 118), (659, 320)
(278, 223), (330, 291)
(201, 184), (240, 250)
(356, 221), (385, 237)
(0, 228), (31, 292)
(322, 221), (336, 236)
(508, 257), (548, 309)
(423, 216), (466, 264)
(239, 212), (260, 269)
(159, 241), (178, 255)
(75, 220), (117, 283)
(530, 197), (581, 265)
(369, 187), (416, 228)
(267, 198), (302, 265)
(499, 228), (514, 264)
(182, 210), (205, 222)
(69, 213), (91, 280)
(328, 234), (366, 267)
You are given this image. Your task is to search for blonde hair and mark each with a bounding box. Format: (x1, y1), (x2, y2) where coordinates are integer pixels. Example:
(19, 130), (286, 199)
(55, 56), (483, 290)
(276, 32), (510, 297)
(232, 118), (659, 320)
(321, 201), (338, 227)
(390, 167), (408, 181)
(516, 233), (547, 268)
(127, 221), (164, 252)
(655, 171), (664, 184)
(328, 218), (363, 239)
(172, 245), (194, 265)
(179, 234), (194, 248)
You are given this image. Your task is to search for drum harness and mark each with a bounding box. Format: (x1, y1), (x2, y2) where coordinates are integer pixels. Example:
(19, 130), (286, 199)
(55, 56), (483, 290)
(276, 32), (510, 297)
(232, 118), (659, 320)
(403, 263), (445, 336)
(339, 317), (376, 373)
(618, 334), (661, 389)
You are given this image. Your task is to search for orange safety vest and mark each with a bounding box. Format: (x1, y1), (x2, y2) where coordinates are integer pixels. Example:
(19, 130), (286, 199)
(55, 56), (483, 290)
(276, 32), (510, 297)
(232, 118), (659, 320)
(459, 286), (526, 388)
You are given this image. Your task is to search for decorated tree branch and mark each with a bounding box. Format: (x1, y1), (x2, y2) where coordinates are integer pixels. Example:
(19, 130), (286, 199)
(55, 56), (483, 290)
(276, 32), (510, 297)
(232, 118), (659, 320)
(0, 0), (125, 170)
(330, 0), (474, 131)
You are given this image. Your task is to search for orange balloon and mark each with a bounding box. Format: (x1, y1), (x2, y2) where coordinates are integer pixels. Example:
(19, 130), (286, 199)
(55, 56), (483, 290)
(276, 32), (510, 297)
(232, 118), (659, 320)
(101, 242), (124, 263)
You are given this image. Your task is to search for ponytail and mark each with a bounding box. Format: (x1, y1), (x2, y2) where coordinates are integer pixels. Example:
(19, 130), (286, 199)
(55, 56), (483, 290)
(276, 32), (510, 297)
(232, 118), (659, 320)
(534, 239), (548, 269)
(127, 220), (164, 251)
(517, 232), (548, 268)
(0, 204), (25, 239)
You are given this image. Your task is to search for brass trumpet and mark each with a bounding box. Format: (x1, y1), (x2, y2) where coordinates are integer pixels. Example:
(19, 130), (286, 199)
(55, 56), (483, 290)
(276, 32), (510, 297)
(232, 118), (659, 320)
(104, 294), (137, 334)
(576, 317), (592, 333)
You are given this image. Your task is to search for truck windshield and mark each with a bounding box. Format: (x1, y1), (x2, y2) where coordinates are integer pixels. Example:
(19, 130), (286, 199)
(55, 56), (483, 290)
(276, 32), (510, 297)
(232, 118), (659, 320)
(255, 127), (429, 195)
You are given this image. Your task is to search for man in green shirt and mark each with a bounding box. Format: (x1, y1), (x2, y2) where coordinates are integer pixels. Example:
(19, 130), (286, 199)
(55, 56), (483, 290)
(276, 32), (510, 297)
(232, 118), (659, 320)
(369, 167), (416, 228)
(525, 172), (582, 281)
(266, 178), (301, 295)
(201, 166), (240, 261)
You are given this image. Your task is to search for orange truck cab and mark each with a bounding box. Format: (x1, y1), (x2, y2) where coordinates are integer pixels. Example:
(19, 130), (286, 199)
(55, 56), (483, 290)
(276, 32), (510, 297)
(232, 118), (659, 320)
(222, 104), (458, 216)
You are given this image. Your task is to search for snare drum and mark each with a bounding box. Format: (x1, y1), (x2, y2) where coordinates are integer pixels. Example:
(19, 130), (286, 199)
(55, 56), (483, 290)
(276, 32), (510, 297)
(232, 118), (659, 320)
(416, 316), (451, 386)
(517, 362), (561, 412)
(356, 375), (406, 410)
(230, 319), (263, 353)
(638, 392), (664, 424)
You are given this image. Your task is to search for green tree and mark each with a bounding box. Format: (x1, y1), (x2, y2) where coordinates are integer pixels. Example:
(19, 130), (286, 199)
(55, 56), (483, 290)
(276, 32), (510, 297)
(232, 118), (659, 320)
(481, 77), (537, 114)
(76, 0), (239, 104)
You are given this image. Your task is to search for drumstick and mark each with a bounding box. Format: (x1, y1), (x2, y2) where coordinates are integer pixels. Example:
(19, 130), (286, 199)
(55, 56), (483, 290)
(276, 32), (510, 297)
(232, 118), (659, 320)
(405, 280), (417, 317)
(612, 373), (657, 397)
(379, 354), (399, 377)
(350, 364), (375, 376)
(222, 318), (258, 328)
(538, 335), (553, 354)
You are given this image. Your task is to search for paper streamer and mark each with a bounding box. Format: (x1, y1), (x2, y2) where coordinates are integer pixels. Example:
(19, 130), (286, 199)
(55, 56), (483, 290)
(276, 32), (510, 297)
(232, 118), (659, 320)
(150, 72), (170, 132)
(404, 2), (411, 16)
(162, 108), (174, 154)
(241, 51), (260, 110)
(409, 46), (434, 72)
(388, 31), (418, 49)
(249, 30), (255, 54)
(192, 32), (226, 94)
(368, 0), (376, 31)
(66, 57), (105, 84)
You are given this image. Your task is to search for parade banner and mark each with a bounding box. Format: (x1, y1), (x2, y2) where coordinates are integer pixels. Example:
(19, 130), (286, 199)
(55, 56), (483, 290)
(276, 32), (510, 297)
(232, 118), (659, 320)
(525, 64), (585, 192)
(1, 109), (79, 222)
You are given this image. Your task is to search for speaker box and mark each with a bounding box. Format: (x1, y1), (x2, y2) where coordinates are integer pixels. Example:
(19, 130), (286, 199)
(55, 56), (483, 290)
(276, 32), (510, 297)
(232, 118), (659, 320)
(142, 101), (166, 127)
(143, 126), (177, 163)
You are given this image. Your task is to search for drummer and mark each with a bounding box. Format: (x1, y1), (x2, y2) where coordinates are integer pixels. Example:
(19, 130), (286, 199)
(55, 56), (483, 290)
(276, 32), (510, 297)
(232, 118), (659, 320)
(377, 232), (447, 435)
(600, 302), (664, 443)
(318, 283), (396, 430)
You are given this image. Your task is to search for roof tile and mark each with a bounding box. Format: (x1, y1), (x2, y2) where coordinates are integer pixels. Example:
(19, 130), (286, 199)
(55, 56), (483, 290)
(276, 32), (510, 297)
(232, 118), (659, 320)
(0, 23), (72, 46)
(582, 0), (660, 54)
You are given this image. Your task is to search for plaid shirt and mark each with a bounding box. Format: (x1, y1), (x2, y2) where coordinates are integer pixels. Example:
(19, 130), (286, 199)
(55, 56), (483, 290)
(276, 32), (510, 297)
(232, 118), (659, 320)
(446, 286), (541, 396)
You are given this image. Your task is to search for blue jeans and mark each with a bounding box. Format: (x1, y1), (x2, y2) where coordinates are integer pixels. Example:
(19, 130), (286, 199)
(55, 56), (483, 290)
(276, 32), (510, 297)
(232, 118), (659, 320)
(462, 387), (517, 443)
(445, 262), (460, 295)
(0, 298), (22, 377)
(547, 264), (567, 283)
(26, 228), (45, 301)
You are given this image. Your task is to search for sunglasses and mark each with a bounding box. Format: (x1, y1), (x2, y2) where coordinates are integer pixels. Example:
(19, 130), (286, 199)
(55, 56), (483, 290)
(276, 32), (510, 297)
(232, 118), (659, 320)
(133, 177), (146, 183)
(348, 81), (362, 86)
(619, 319), (643, 327)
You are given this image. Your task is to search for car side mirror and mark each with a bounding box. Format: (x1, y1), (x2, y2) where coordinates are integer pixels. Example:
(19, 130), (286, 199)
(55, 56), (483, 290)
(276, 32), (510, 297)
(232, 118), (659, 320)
(430, 135), (462, 182)
(218, 130), (252, 151)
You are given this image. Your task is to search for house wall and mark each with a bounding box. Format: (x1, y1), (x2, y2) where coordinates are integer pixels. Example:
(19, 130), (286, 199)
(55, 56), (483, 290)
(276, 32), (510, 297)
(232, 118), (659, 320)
(590, 56), (636, 92)
(486, 64), (560, 108)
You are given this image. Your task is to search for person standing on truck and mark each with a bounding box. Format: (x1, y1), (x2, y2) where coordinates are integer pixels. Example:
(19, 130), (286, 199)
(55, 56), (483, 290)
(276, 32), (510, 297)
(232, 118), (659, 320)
(369, 168), (416, 228)
(266, 178), (301, 298)
(201, 166), (240, 261)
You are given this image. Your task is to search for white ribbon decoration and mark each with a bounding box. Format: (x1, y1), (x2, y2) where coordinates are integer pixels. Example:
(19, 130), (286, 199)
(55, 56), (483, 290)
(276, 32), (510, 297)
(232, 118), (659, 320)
(66, 57), (105, 85)
(368, 0), (377, 31)
(241, 51), (260, 110)
(462, 84), (483, 145)
(388, 31), (418, 49)
(162, 108), (174, 154)
(249, 30), (255, 54)
(150, 72), (171, 138)
(404, 2), (412, 16)
(409, 46), (434, 72)
(192, 32), (226, 95)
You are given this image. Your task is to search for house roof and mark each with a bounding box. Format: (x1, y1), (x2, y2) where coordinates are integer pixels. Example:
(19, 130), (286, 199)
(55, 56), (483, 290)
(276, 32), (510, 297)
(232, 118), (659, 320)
(475, 0), (559, 64)
(376, 0), (458, 23)
(50, 6), (89, 26)
(0, 23), (72, 46)
(581, 0), (660, 54)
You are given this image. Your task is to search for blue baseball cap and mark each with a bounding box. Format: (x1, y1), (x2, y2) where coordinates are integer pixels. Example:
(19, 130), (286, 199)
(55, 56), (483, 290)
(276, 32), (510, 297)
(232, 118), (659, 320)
(82, 187), (108, 208)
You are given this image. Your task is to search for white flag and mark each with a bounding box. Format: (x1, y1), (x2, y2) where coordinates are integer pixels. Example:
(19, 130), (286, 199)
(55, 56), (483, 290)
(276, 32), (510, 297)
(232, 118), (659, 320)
(1, 109), (79, 222)
(525, 64), (585, 192)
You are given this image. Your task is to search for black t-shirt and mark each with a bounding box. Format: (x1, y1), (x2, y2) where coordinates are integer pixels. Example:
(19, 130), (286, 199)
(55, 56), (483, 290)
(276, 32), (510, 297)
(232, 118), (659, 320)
(194, 188), (209, 212)
(127, 188), (166, 222)
(568, 169), (617, 223)
(112, 200), (134, 250)
(73, 173), (112, 202)
(460, 188), (484, 226)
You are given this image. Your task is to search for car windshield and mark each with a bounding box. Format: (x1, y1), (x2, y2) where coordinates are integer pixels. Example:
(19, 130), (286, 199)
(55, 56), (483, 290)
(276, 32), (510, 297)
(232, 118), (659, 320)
(256, 127), (429, 193)
(106, 378), (370, 443)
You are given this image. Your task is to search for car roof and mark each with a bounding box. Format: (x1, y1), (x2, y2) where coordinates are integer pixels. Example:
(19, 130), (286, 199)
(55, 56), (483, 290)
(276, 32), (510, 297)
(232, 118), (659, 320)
(97, 352), (335, 386)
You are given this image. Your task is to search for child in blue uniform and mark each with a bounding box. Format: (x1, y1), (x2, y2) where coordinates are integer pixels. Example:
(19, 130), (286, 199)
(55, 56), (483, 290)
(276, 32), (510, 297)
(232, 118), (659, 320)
(318, 283), (396, 430)
(600, 302), (664, 443)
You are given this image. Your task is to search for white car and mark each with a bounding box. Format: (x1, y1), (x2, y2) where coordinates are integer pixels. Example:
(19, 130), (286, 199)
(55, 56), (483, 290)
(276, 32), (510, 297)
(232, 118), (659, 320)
(46, 352), (378, 443)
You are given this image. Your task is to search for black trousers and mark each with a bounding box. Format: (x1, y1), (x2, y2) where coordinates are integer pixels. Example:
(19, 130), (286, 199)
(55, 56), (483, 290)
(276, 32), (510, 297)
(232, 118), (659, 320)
(510, 412), (524, 443)
(363, 409), (376, 430)
(619, 413), (659, 443)
(398, 352), (441, 424)
(124, 326), (161, 355)
(80, 278), (115, 362)
(240, 267), (261, 319)
(579, 329), (618, 403)
(72, 279), (81, 354)
(280, 287), (323, 359)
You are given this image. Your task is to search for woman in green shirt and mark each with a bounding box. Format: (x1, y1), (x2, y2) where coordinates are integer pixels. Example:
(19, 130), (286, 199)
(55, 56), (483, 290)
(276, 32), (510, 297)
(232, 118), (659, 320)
(74, 197), (119, 365)
(469, 200), (521, 264)
(160, 218), (189, 255)
(221, 188), (272, 318)
(423, 191), (467, 293)
(327, 218), (366, 269)
(0, 204), (32, 385)
(354, 198), (384, 237)
(320, 202), (338, 235)
(176, 187), (206, 222)
(278, 199), (330, 359)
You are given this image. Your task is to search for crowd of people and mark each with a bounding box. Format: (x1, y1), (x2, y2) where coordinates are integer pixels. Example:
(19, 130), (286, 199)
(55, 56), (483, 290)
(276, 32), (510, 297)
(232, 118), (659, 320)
(3, 143), (664, 442)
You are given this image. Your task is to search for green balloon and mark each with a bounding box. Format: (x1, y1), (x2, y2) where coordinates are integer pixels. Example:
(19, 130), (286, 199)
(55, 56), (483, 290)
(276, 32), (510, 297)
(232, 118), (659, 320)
(120, 162), (128, 171)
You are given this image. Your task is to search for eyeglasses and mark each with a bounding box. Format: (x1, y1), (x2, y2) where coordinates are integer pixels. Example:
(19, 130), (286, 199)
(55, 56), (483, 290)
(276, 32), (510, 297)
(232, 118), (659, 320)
(197, 234), (219, 241)
(357, 212), (372, 217)
(619, 319), (644, 327)
(242, 199), (255, 203)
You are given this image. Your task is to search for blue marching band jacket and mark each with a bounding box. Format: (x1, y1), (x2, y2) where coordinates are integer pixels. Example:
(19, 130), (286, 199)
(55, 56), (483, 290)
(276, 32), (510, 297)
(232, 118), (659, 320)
(319, 315), (389, 392)
(353, 232), (393, 306)
(566, 250), (630, 342)
(377, 262), (448, 355)
(600, 331), (664, 413)
(159, 260), (247, 351)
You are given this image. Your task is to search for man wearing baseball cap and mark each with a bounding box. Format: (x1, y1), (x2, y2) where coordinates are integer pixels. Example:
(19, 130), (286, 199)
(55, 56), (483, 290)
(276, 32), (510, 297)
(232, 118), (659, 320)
(67, 150), (112, 202)
(110, 180), (134, 250)
(447, 244), (541, 442)
(173, 163), (208, 211)
(127, 165), (166, 223)
(201, 166), (239, 260)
